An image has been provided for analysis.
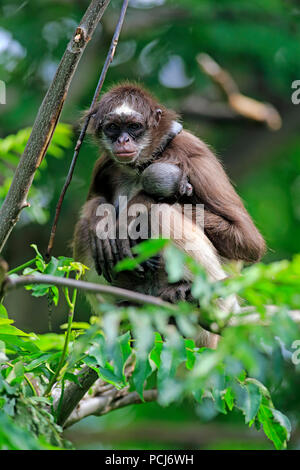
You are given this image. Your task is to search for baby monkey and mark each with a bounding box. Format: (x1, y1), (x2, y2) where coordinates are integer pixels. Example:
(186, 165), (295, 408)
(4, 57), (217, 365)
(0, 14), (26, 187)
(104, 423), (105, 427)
(141, 162), (193, 200)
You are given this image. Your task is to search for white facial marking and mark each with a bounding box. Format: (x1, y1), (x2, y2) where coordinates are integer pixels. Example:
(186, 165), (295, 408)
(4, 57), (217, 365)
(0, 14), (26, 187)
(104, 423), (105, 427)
(113, 102), (142, 117)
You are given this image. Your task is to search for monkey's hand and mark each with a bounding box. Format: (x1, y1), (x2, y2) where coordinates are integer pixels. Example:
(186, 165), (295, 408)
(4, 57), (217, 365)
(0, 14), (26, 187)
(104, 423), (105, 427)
(91, 229), (145, 283)
(159, 282), (194, 303)
(178, 173), (193, 197)
(90, 218), (119, 283)
(89, 201), (144, 282)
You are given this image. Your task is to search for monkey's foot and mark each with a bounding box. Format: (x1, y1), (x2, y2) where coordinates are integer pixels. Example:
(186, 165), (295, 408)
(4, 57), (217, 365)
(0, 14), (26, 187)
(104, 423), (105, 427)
(159, 282), (194, 303)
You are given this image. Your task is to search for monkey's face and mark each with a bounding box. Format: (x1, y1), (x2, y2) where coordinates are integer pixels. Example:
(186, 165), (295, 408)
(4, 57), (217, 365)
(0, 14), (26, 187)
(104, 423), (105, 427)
(98, 101), (162, 164)
(102, 119), (146, 164)
(100, 107), (149, 164)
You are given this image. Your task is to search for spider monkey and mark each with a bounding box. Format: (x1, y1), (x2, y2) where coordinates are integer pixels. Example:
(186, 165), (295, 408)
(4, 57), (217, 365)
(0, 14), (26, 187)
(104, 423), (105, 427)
(73, 83), (265, 312)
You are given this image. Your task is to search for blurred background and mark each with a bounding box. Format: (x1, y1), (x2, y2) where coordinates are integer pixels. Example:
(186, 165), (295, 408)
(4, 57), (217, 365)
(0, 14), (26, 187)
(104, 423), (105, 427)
(0, 0), (300, 449)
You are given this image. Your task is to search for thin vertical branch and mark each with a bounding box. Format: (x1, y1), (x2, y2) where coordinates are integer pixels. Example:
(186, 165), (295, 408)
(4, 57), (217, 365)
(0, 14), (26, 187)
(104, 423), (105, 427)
(46, 0), (129, 259)
(0, 0), (111, 254)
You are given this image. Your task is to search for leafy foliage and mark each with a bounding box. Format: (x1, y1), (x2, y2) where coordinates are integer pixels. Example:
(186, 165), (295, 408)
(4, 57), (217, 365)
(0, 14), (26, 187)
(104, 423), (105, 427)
(1, 241), (299, 449)
(0, 0), (300, 451)
(0, 123), (73, 224)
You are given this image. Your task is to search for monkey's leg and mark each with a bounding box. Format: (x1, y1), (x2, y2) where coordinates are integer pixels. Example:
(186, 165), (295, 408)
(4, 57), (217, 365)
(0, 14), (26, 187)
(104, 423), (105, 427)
(127, 197), (240, 312)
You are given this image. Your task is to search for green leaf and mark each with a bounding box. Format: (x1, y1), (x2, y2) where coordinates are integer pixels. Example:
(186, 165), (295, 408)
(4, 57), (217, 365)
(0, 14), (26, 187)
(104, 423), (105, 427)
(258, 402), (290, 450)
(223, 387), (235, 411)
(115, 239), (168, 273)
(157, 331), (186, 405)
(164, 244), (186, 282)
(131, 312), (155, 399)
(6, 362), (24, 385)
(60, 322), (90, 331)
(150, 333), (163, 368)
(236, 382), (262, 424)
(185, 339), (196, 370)
(212, 388), (227, 414)
(0, 305), (8, 319)
(113, 332), (132, 382)
(132, 357), (152, 400)
(0, 324), (31, 336)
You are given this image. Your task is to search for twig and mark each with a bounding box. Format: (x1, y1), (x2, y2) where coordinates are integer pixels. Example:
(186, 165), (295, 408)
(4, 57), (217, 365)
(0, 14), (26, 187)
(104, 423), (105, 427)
(4, 273), (177, 310)
(0, 0), (111, 254)
(44, 274), (79, 397)
(196, 53), (282, 131)
(228, 305), (300, 326)
(46, 0), (129, 259)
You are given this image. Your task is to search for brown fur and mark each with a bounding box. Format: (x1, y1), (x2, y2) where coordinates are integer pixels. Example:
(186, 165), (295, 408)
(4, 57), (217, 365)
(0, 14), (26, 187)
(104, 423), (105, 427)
(158, 130), (266, 262)
(73, 83), (265, 311)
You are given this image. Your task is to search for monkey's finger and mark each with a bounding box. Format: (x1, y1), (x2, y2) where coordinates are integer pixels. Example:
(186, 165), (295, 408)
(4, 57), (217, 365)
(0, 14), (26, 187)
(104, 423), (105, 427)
(127, 237), (147, 275)
(129, 237), (138, 248)
(96, 239), (107, 279)
(185, 183), (193, 197)
(179, 176), (193, 197)
(95, 238), (112, 283)
(90, 233), (102, 276)
(117, 238), (145, 275)
(141, 255), (161, 272)
(175, 284), (193, 302)
(110, 238), (120, 265)
(102, 238), (115, 282)
(117, 237), (133, 260)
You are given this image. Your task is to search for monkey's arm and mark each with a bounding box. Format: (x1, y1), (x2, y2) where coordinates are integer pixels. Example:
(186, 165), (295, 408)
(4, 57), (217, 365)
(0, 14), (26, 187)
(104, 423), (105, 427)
(74, 156), (143, 282)
(187, 148), (266, 263)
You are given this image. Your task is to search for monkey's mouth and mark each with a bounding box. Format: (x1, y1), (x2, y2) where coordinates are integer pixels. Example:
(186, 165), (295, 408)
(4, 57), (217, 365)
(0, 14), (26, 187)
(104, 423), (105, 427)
(114, 151), (137, 161)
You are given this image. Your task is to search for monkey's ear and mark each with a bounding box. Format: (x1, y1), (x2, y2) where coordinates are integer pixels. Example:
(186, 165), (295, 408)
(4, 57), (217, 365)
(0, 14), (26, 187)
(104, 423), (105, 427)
(154, 108), (162, 127)
(86, 105), (103, 133)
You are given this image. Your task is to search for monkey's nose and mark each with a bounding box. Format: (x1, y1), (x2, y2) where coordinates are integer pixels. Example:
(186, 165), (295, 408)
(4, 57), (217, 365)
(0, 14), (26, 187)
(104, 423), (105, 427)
(117, 134), (130, 144)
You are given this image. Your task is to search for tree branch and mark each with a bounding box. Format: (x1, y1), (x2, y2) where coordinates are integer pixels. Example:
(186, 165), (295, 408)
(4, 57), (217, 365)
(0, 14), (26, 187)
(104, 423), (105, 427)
(64, 385), (157, 428)
(0, 0), (111, 254)
(4, 273), (177, 310)
(4, 273), (299, 324)
(53, 361), (156, 428)
(54, 366), (99, 426)
(196, 53), (282, 131)
(46, 0), (129, 258)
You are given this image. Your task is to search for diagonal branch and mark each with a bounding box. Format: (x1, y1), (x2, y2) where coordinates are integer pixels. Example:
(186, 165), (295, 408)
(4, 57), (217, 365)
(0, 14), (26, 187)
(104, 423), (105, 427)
(64, 387), (158, 428)
(196, 53), (282, 131)
(0, 0), (111, 254)
(55, 366), (99, 426)
(53, 363), (157, 428)
(46, 0), (129, 258)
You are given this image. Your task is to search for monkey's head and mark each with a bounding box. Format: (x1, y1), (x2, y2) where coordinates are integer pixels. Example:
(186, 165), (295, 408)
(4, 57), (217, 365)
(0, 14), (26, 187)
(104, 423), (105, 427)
(89, 83), (178, 165)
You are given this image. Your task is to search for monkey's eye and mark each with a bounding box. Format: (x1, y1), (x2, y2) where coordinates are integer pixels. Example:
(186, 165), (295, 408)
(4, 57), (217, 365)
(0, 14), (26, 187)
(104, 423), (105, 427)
(128, 123), (143, 132)
(105, 123), (119, 133)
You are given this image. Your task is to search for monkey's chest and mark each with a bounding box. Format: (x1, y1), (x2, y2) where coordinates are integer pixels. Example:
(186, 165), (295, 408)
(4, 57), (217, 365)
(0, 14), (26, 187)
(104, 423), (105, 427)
(112, 170), (142, 212)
